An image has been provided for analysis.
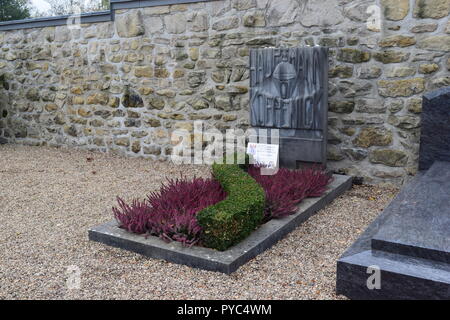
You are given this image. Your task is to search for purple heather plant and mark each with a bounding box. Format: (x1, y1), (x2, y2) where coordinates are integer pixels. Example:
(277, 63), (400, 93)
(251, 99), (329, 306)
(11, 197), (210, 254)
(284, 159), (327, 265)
(248, 165), (333, 222)
(113, 177), (227, 246)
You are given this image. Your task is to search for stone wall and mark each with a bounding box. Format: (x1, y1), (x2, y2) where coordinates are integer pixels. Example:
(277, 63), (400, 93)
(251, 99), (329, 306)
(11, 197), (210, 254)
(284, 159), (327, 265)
(0, 0), (449, 185)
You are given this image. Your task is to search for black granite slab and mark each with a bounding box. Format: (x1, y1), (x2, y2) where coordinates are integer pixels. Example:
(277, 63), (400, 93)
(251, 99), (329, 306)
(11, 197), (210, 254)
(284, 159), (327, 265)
(90, 175), (352, 274)
(419, 87), (450, 171)
(336, 162), (450, 300)
(372, 161), (450, 264)
(337, 250), (450, 300)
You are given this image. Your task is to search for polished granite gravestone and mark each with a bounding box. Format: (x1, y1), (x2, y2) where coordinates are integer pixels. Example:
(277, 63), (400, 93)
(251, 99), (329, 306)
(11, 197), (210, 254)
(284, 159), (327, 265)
(419, 87), (450, 171)
(337, 161), (450, 299)
(337, 87), (450, 299)
(249, 47), (329, 168)
(372, 161), (450, 264)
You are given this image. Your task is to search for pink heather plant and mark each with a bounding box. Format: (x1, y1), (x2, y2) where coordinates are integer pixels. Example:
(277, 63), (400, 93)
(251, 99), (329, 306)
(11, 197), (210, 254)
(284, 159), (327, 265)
(248, 165), (333, 222)
(113, 177), (227, 246)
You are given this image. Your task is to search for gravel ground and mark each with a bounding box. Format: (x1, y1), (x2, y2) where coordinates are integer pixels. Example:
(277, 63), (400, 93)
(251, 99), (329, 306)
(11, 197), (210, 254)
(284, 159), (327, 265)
(0, 144), (398, 300)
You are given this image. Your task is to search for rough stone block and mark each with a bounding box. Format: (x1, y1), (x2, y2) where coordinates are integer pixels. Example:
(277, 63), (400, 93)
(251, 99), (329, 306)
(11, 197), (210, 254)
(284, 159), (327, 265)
(413, 0), (450, 19)
(378, 78), (425, 97)
(381, 0), (410, 21)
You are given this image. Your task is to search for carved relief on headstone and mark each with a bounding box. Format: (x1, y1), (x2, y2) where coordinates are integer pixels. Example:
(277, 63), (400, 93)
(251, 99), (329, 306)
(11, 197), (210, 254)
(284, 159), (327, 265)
(250, 47), (329, 167)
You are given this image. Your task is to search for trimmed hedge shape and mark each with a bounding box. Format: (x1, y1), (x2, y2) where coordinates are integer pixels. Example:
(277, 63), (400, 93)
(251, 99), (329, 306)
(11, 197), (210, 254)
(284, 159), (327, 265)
(196, 163), (265, 251)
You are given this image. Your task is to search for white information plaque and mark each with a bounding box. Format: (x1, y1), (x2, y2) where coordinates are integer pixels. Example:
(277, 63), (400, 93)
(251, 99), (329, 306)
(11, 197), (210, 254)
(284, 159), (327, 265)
(246, 143), (279, 168)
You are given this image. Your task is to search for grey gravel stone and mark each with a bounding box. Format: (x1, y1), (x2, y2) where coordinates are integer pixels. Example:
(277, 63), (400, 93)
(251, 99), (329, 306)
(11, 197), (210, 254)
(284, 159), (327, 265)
(0, 145), (398, 299)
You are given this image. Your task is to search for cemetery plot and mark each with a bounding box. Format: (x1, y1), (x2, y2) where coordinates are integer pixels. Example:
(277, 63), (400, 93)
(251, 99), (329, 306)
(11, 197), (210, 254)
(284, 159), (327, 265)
(90, 174), (351, 274)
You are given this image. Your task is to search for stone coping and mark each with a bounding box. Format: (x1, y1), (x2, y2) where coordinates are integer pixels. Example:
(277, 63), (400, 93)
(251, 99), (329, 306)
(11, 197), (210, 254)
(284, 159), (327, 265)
(0, 11), (112, 31)
(0, 0), (213, 31)
(89, 174), (352, 274)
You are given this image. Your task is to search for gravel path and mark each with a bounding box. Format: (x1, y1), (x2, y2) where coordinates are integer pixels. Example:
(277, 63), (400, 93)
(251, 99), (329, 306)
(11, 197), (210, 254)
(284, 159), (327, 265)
(0, 144), (398, 300)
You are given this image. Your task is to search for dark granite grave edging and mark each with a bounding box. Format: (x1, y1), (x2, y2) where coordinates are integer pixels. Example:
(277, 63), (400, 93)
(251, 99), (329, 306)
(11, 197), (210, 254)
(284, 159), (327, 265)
(337, 250), (450, 300)
(89, 174), (352, 274)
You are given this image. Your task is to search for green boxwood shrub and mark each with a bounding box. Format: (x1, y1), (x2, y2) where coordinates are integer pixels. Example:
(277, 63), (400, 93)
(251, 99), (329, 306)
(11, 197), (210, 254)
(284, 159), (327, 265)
(196, 163), (265, 251)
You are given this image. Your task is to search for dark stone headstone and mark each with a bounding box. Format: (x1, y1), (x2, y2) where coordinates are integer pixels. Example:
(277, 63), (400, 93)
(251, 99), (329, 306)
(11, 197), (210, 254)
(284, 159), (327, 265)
(250, 47), (329, 168)
(336, 88), (450, 300)
(419, 86), (450, 171)
(337, 161), (450, 300)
